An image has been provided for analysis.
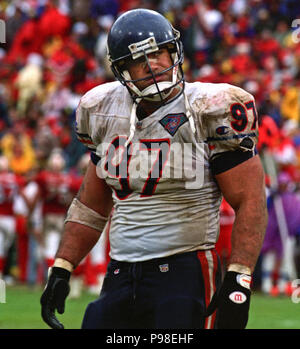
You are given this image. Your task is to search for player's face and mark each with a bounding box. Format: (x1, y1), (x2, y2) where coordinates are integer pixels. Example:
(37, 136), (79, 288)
(126, 48), (173, 90)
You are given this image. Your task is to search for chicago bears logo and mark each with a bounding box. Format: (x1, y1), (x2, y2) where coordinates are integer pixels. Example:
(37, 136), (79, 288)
(159, 113), (188, 136)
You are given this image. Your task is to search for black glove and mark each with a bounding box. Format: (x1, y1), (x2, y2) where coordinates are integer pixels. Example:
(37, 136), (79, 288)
(206, 271), (251, 329)
(40, 267), (71, 329)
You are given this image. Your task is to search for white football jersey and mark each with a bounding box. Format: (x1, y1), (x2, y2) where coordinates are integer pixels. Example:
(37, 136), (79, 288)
(76, 81), (258, 262)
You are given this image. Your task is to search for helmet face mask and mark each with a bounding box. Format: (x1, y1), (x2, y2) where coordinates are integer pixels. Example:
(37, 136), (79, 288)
(107, 9), (185, 104)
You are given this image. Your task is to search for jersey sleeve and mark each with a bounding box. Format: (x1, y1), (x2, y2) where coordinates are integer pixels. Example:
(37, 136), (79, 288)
(203, 85), (259, 174)
(75, 99), (97, 154)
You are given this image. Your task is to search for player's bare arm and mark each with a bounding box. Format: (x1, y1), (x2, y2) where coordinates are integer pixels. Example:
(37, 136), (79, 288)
(55, 160), (113, 268)
(215, 154), (268, 273)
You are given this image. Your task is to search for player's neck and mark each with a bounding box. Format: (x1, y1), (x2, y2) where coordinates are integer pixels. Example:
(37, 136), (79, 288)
(136, 86), (181, 120)
(136, 100), (163, 120)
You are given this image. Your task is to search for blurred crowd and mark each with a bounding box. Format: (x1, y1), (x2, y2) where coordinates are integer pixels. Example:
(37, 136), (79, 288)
(0, 0), (300, 297)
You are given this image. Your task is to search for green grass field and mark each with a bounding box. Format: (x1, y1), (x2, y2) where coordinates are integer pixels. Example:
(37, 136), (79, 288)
(0, 285), (299, 329)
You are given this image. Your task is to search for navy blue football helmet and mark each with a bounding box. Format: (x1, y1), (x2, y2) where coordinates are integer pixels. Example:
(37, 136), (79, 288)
(107, 8), (184, 104)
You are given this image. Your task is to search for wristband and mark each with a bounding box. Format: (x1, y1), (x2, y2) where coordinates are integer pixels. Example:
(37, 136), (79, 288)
(228, 263), (251, 275)
(53, 258), (74, 272)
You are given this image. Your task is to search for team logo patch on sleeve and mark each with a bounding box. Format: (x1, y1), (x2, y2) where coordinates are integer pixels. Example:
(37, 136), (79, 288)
(159, 113), (188, 136)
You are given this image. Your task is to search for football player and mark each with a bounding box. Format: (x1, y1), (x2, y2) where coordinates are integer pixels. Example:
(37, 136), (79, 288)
(40, 9), (267, 329)
(0, 155), (25, 280)
(32, 150), (81, 269)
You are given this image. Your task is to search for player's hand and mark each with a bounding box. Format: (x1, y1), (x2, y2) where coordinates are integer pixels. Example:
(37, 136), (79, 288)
(40, 267), (71, 329)
(206, 271), (251, 329)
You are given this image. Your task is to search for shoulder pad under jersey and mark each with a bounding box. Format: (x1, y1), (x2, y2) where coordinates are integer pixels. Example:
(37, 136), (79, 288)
(75, 81), (128, 152)
(188, 82), (258, 157)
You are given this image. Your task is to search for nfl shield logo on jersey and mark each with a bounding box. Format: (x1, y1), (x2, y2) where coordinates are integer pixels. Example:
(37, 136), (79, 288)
(159, 113), (188, 136)
(159, 264), (169, 272)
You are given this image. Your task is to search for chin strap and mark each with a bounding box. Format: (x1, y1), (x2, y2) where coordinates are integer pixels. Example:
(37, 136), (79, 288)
(125, 97), (141, 147)
(184, 92), (196, 134)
